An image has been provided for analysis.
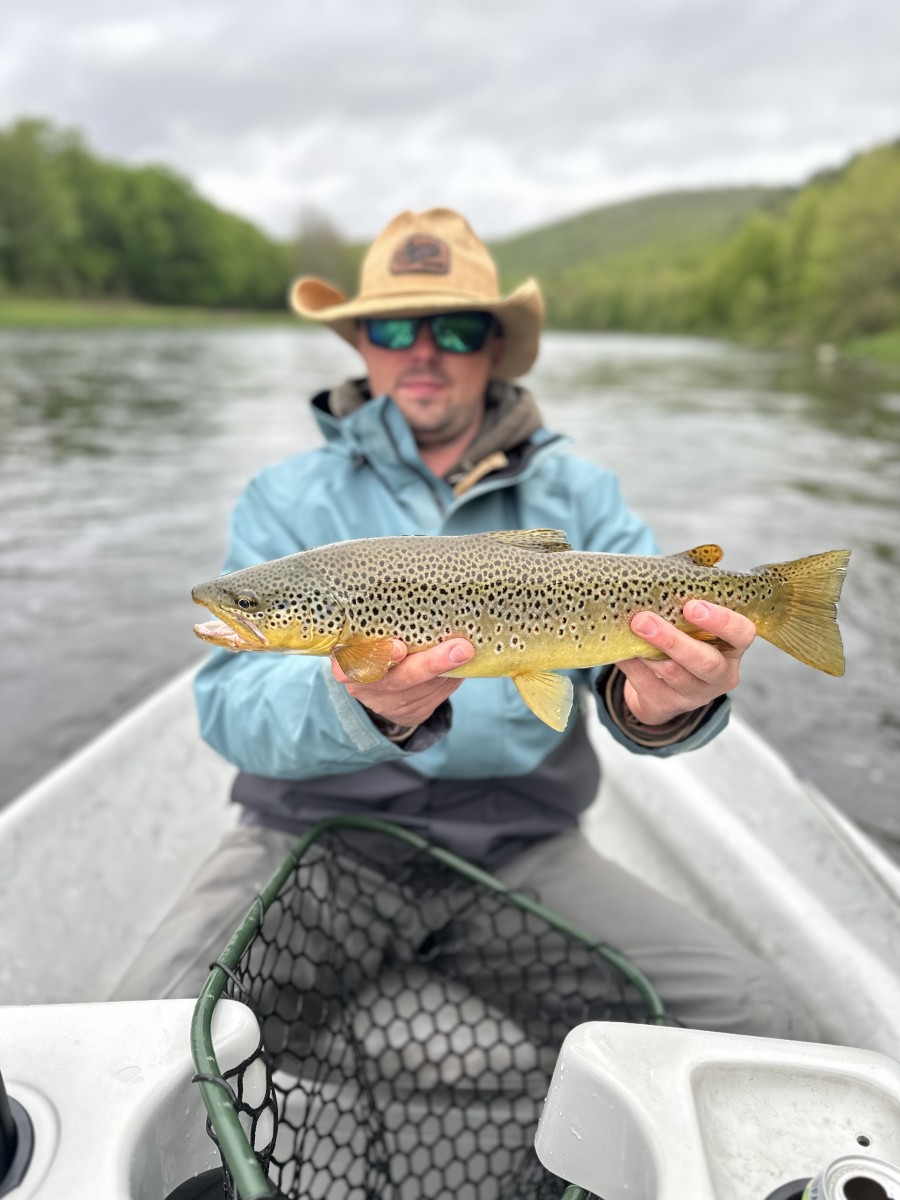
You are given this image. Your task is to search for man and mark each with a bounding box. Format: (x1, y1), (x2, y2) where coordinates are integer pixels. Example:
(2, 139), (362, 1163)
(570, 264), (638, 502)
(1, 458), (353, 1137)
(114, 208), (813, 1040)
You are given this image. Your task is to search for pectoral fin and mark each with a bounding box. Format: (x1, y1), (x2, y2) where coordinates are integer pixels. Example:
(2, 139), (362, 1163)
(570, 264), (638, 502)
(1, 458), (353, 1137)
(513, 671), (574, 732)
(333, 637), (395, 684)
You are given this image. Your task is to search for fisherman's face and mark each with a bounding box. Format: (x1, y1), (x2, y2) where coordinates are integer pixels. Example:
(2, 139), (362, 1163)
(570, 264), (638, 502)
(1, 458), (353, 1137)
(355, 314), (505, 451)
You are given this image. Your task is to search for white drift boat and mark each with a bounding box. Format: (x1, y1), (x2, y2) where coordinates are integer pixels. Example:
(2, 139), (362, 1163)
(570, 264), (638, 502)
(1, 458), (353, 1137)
(1, 669), (899, 1199)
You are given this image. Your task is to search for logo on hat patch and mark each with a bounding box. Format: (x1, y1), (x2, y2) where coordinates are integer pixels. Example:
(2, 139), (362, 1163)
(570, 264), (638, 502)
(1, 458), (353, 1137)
(390, 235), (451, 275)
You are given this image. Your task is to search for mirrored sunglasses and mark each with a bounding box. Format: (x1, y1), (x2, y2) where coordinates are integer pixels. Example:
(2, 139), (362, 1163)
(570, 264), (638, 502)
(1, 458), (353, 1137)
(363, 311), (498, 354)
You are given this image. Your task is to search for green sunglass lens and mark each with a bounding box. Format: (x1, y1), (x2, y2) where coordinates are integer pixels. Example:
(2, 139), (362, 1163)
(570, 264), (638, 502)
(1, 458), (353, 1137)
(365, 312), (494, 353)
(432, 313), (493, 353)
(367, 319), (417, 349)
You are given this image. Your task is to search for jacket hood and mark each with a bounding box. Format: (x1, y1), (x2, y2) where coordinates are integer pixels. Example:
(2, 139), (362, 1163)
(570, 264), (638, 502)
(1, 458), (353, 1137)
(311, 378), (545, 496)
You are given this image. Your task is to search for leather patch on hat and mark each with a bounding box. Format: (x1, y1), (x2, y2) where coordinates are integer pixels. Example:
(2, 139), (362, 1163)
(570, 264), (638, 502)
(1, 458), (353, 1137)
(390, 235), (450, 275)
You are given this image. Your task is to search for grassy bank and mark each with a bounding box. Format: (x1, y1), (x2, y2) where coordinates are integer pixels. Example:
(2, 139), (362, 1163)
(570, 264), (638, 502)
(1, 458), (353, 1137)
(3, 297), (900, 366)
(0, 297), (294, 329)
(844, 328), (900, 363)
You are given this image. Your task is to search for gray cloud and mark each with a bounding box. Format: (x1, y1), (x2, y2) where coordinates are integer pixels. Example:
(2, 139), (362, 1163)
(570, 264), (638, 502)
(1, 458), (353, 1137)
(2, 0), (898, 239)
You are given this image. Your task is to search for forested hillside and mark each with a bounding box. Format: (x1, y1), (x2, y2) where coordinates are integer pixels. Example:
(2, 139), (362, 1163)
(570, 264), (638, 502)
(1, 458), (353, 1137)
(0, 119), (291, 307)
(492, 187), (792, 280)
(508, 144), (900, 345)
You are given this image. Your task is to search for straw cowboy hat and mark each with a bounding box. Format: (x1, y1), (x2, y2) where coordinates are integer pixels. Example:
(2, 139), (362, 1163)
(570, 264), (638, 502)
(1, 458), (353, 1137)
(289, 208), (544, 379)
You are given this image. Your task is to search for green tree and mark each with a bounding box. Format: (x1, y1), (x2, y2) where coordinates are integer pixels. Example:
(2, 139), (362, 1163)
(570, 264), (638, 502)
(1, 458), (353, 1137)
(801, 146), (900, 338)
(0, 117), (294, 308)
(292, 206), (358, 296)
(0, 119), (81, 291)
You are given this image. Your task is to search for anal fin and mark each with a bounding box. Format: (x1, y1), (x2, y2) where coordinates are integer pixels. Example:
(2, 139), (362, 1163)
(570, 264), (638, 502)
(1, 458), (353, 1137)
(513, 671), (573, 732)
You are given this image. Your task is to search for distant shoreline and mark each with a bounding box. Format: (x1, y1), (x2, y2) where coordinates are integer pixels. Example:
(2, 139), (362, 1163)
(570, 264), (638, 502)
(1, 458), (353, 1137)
(1, 297), (897, 363)
(843, 329), (900, 364)
(0, 297), (295, 329)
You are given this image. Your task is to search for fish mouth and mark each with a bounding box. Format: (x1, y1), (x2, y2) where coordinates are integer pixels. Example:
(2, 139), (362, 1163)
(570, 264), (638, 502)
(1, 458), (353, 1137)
(192, 596), (269, 650)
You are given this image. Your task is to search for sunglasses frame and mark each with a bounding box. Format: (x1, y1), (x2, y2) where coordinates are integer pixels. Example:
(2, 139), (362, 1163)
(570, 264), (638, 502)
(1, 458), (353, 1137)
(361, 311), (499, 355)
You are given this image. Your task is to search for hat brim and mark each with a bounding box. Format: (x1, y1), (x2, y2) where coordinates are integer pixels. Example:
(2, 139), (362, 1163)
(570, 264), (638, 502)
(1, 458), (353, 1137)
(289, 276), (544, 380)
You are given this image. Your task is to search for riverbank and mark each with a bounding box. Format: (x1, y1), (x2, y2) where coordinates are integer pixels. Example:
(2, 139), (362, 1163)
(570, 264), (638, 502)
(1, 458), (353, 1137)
(0, 297), (294, 329)
(845, 329), (900, 364)
(2, 298), (899, 365)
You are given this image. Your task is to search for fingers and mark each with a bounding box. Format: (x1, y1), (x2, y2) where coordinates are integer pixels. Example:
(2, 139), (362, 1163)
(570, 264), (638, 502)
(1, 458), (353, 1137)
(330, 638), (473, 686)
(682, 600), (757, 654)
(619, 602), (757, 725)
(631, 602), (755, 682)
(330, 638), (475, 730)
(396, 638), (475, 684)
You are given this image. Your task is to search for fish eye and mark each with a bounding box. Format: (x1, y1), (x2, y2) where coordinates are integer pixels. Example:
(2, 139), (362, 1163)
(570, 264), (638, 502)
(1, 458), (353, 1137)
(235, 594), (257, 611)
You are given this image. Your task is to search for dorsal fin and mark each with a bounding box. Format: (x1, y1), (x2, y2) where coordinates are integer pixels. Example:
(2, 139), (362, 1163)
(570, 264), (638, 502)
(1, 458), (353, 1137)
(668, 544), (724, 567)
(483, 529), (572, 553)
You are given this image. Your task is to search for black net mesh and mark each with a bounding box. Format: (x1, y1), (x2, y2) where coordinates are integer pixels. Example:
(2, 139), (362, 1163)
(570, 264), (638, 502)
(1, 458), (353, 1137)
(208, 825), (662, 1200)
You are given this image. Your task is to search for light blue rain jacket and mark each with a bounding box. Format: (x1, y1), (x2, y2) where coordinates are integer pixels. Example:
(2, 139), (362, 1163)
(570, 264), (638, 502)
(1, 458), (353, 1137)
(194, 391), (730, 786)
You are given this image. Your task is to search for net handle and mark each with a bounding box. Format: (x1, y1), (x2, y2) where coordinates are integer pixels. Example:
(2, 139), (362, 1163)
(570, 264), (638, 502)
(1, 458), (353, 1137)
(189, 813), (667, 1199)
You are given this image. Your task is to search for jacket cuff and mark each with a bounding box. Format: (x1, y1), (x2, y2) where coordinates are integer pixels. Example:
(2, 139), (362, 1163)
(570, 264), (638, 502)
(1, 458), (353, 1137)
(322, 667), (451, 756)
(595, 665), (730, 756)
(363, 700), (452, 752)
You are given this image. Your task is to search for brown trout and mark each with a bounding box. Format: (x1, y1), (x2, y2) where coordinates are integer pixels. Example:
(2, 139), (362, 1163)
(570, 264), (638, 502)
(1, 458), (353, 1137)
(192, 529), (849, 731)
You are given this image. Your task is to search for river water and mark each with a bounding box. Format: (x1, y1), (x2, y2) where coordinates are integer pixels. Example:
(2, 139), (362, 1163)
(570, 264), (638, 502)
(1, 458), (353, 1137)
(1, 327), (898, 852)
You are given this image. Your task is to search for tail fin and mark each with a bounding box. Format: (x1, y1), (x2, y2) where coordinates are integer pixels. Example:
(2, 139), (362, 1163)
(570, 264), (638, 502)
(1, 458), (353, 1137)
(756, 550), (850, 676)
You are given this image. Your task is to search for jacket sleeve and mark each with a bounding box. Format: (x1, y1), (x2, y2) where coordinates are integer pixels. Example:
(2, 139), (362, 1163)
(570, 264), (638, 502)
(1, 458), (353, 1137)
(571, 464), (731, 756)
(193, 473), (432, 779)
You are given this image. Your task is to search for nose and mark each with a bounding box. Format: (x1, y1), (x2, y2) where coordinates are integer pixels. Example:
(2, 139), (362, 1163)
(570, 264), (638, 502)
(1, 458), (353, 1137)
(409, 322), (440, 359)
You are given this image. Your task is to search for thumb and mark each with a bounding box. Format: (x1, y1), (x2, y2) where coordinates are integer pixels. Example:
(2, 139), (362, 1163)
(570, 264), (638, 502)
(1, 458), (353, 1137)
(429, 638), (475, 675)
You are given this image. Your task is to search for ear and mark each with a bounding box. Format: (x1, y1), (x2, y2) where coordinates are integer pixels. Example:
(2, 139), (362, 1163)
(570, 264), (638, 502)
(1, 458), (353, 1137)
(488, 329), (506, 368)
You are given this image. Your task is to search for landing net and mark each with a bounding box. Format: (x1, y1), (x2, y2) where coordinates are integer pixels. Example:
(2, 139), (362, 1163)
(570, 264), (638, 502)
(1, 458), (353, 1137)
(191, 816), (667, 1200)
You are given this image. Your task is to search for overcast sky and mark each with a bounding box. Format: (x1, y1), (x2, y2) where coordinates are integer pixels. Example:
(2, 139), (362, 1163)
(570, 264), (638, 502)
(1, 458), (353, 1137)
(2, 0), (898, 241)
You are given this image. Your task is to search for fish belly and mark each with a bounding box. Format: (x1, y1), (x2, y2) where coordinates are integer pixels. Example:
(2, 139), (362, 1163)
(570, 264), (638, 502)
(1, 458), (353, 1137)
(441, 617), (662, 679)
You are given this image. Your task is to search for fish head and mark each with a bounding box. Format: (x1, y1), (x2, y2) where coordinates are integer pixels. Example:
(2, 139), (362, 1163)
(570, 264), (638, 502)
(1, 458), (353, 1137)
(191, 553), (345, 655)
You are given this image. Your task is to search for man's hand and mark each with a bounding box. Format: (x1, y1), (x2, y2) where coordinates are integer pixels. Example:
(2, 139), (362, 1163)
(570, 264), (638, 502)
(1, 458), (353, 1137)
(618, 600), (756, 726)
(331, 638), (475, 730)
